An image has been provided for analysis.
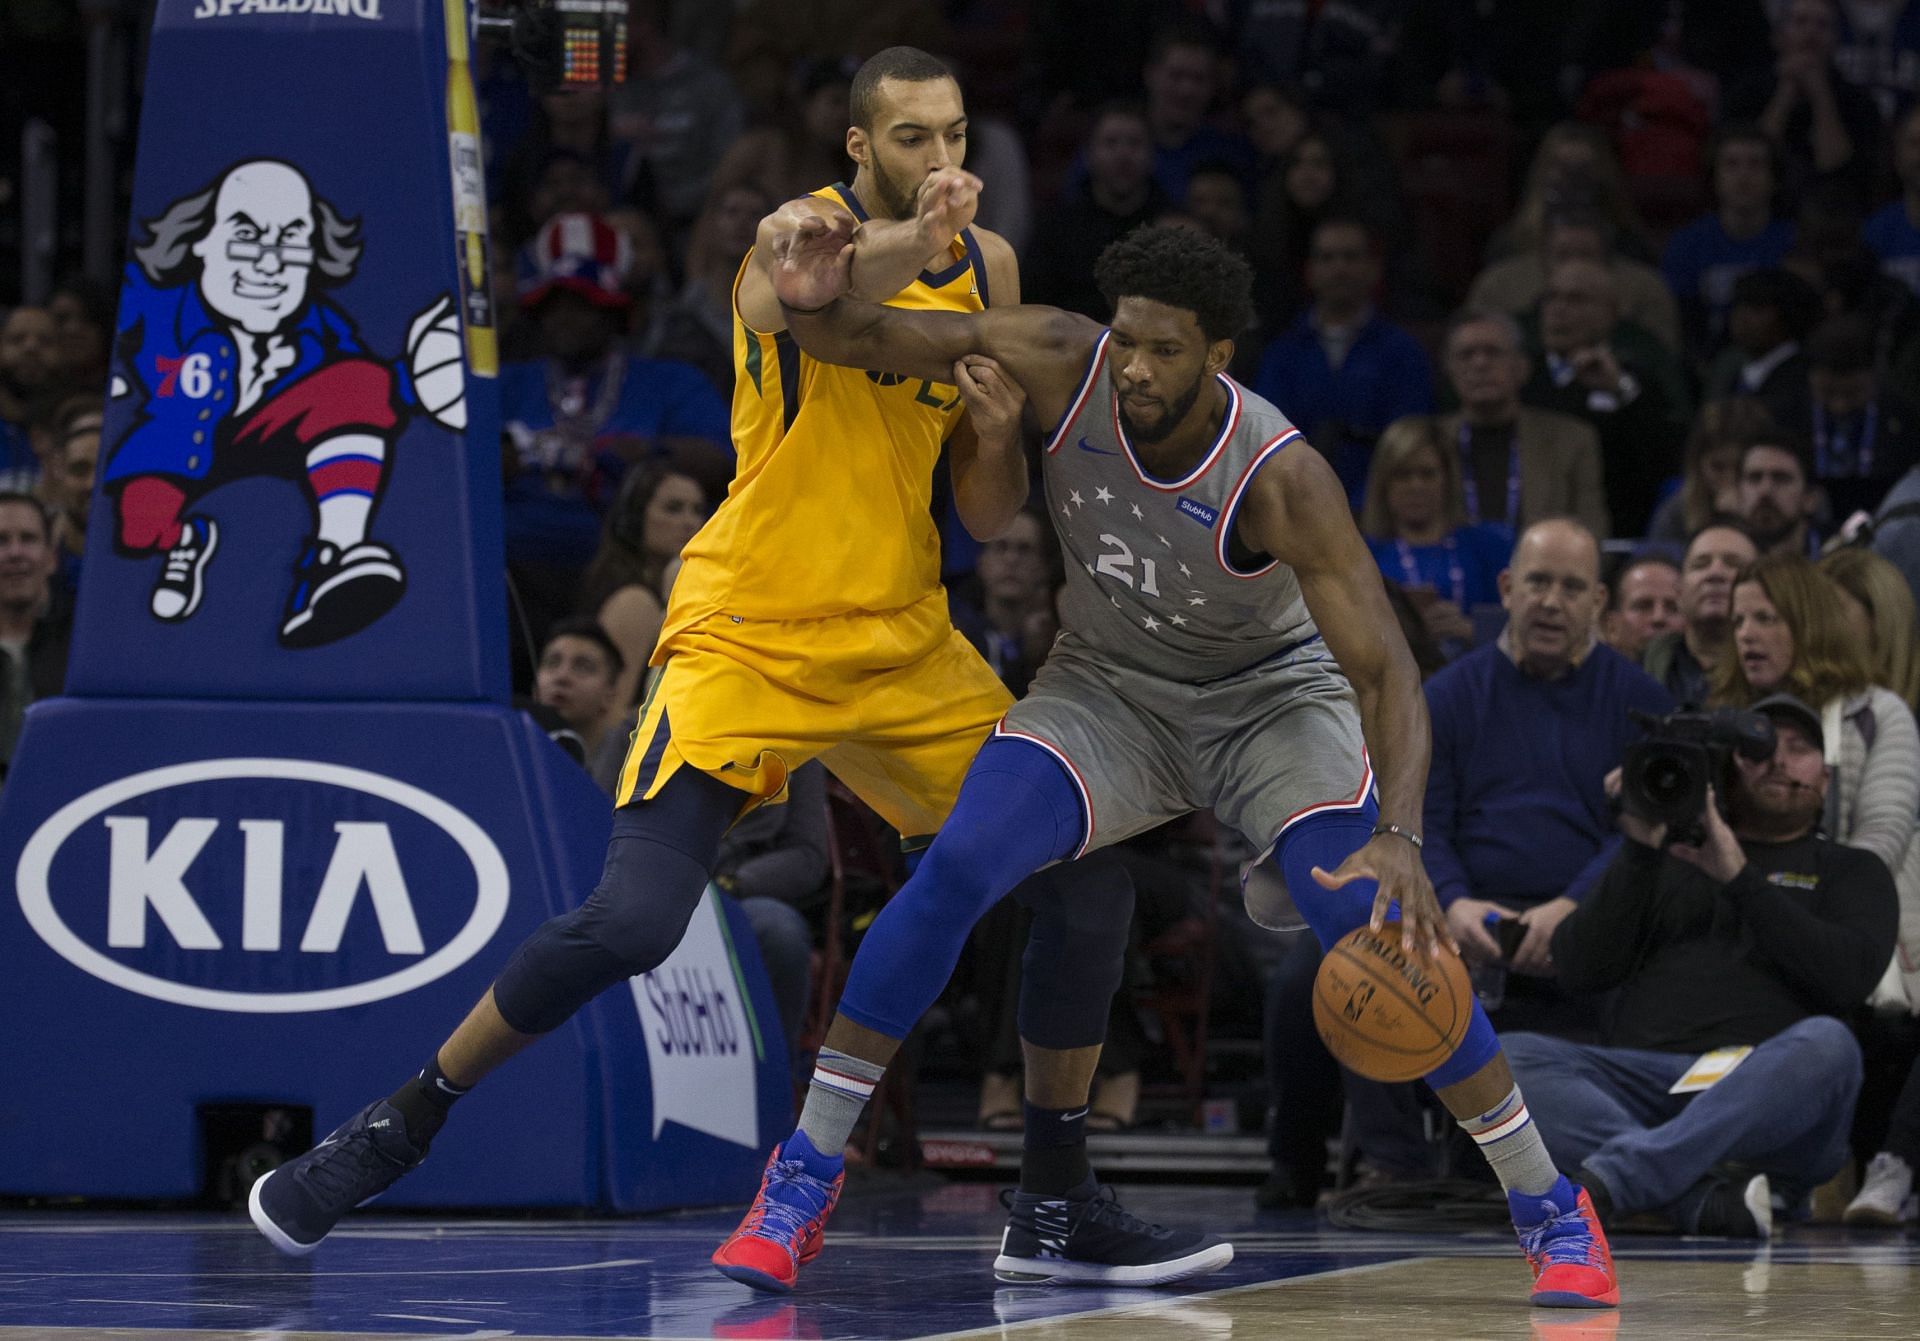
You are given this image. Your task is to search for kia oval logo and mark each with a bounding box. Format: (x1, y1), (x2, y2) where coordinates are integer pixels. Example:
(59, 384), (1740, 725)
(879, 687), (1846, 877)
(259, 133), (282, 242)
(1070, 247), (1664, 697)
(16, 758), (509, 1013)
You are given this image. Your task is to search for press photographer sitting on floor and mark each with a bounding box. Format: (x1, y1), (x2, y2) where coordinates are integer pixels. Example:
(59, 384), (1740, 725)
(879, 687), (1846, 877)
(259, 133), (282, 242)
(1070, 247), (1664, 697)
(1503, 694), (1896, 1237)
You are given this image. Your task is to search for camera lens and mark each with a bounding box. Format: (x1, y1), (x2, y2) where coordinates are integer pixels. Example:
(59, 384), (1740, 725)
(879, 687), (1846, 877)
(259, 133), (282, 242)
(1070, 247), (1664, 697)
(1639, 755), (1692, 807)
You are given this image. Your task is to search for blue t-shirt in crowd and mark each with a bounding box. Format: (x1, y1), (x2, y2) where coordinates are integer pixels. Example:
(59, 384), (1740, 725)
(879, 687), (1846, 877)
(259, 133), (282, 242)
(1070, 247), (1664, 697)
(1423, 640), (1674, 910)
(1366, 524), (1511, 612)
(1865, 201), (1920, 296)
(499, 354), (730, 570)
(0, 421), (40, 493)
(1254, 312), (1434, 503)
(1661, 215), (1795, 341)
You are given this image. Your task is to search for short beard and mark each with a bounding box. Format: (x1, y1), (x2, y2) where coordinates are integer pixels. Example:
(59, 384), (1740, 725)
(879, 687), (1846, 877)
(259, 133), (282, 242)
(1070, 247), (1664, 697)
(1745, 506), (1796, 549)
(1118, 375), (1205, 445)
(871, 161), (921, 221)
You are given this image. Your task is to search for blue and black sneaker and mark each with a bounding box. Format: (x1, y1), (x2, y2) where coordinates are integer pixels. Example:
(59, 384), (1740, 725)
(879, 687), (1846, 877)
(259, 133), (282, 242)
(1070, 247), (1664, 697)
(248, 1100), (425, 1256)
(278, 538), (405, 648)
(993, 1180), (1232, 1286)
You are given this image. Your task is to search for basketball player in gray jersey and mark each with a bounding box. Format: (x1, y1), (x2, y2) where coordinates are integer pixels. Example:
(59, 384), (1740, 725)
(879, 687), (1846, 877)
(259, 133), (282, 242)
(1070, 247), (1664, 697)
(715, 214), (1619, 1309)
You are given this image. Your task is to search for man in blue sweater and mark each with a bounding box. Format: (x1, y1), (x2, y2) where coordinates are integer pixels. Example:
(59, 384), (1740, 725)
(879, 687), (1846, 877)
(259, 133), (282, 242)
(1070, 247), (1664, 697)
(1253, 216), (1434, 503)
(1427, 518), (1674, 1036)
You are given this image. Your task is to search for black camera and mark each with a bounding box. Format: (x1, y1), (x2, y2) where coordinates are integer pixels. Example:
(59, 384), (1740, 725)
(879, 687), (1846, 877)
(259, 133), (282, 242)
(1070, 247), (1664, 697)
(1620, 708), (1776, 845)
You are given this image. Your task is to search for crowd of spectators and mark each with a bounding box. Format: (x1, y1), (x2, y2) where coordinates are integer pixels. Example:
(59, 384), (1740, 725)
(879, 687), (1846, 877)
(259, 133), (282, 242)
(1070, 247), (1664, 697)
(8, 0), (1920, 1228)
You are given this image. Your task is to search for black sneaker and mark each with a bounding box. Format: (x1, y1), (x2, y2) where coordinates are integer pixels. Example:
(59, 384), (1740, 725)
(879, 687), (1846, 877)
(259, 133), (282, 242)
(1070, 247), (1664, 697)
(248, 1100), (425, 1255)
(1687, 1171), (1772, 1239)
(279, 539), (406, 648)
(150, 516), (218, 621)
(993, 1181), (1233, 1286)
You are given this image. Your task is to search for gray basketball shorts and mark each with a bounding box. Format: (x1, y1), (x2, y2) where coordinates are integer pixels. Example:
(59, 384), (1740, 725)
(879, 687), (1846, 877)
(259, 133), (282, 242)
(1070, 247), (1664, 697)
(994, 637), (1372, 871)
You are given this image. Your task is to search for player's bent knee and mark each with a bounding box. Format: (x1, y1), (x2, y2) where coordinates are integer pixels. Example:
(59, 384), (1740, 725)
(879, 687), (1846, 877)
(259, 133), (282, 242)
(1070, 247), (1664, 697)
(1016, 855), (1134, 1049)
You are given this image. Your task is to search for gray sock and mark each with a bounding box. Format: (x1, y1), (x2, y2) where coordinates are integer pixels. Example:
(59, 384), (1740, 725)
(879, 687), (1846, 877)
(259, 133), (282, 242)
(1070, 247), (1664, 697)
(1458, 1084), (1560, 1197)
(796, 1047), (887, 1155)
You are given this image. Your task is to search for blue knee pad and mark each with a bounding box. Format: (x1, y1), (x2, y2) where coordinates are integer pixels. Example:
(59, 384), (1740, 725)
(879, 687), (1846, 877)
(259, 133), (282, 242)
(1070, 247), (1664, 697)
(836, 736), (1085, 1040)
(492, 766), (740, 1035)
(1013, 848), (1134, 1051)
(1275, 809), (1499, 1092)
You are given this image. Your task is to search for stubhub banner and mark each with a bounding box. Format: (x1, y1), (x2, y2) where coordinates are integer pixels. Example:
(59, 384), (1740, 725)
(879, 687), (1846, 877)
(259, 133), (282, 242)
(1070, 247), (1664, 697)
(0, 0), (786, 1214)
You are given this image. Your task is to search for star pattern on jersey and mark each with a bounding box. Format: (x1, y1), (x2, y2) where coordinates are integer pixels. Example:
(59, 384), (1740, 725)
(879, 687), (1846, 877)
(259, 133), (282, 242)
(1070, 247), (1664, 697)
(1129, 502), (1144, 519)
(1060, 500), (1072, 518)
(1179, 561), (1192, 576)
(1156, 533), (1170, 548)
(1069, 489), (1084, 507)
(1143, 614), (1161, 632)
(1170, 614), (1188, 626)
(1188, 594), (1207, 606)
(1094, 486), (1114, 505)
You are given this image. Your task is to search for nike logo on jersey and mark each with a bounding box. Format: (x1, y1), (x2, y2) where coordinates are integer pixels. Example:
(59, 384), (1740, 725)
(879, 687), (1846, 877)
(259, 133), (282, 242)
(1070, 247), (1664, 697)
(1077, 437), (1119, 455)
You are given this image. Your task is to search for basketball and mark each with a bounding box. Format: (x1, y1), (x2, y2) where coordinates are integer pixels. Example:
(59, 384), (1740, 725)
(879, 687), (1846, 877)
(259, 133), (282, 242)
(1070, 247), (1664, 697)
(1312, 924), (1473, 1082)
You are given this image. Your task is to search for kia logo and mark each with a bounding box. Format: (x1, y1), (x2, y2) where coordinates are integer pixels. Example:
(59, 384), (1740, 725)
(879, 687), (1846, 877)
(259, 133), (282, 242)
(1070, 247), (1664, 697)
(16, 758), (509, 1013)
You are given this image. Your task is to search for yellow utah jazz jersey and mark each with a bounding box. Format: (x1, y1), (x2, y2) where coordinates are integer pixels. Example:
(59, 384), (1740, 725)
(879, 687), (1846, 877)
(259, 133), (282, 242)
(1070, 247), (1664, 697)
(659, 183), (989, 650)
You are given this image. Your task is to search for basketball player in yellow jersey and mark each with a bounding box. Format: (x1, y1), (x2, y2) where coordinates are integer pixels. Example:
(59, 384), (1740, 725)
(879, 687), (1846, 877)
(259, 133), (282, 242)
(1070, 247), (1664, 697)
(250, 47), (1149, 1280)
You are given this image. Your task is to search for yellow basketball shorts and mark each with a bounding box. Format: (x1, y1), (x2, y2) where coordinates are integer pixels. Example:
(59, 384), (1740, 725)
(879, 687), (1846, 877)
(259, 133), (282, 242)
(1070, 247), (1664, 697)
(615, 600), (1013, 843)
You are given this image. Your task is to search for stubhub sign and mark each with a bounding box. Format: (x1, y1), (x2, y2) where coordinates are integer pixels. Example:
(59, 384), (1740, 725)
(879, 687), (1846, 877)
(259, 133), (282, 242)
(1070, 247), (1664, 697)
(16, 758), (508, 1013)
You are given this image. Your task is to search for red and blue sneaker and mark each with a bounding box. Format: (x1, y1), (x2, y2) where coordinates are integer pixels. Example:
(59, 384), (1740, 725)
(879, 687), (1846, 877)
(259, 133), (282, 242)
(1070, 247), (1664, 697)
(712, 1131), (846, 1293)
(1511, 1176), (1620, 1308)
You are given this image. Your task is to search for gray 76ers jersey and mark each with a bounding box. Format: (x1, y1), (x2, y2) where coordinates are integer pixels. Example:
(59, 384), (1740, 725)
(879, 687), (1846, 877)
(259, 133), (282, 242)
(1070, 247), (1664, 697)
(1042, 331), (1322, 682)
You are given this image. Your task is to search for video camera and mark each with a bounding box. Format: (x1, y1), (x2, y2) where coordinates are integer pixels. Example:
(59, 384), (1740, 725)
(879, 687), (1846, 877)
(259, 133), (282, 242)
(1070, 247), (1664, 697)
(1620, 707), (1776, 846)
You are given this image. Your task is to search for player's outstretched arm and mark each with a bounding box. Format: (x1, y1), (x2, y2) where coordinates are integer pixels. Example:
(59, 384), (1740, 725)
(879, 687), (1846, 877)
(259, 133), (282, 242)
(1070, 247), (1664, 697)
(736, 168), (983, 334)
(1239, 442), (1455, 962)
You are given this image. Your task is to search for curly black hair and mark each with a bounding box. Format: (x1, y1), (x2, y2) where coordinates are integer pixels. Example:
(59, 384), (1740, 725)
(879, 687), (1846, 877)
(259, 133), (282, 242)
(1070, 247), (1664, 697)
(1093, 224), (1254, 342)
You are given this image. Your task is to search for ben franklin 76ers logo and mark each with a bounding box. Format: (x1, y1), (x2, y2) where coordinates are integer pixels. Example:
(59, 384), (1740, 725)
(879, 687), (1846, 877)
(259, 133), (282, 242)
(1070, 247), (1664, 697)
(106, 159), (467, 647)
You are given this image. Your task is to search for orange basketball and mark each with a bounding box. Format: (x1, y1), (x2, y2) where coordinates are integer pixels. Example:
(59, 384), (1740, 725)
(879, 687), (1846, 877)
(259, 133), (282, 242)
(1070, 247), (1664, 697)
(1312, 924), (1473, 1082)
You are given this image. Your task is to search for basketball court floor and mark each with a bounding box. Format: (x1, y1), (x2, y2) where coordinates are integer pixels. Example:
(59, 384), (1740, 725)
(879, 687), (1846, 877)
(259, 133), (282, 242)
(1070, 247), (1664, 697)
(3, 1179), (1915, 1341)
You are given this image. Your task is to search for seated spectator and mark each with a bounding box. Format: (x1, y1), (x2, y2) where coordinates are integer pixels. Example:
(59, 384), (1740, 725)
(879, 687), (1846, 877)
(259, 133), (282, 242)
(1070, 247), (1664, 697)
(1785, 314), (1920, 520)
(1523, 258), (1689, 534)
(36, 395), (98, 593)
(578, 461), (712, 714)
(1358, 415), (1513, 656)
(1235, 0), (1398, 115)
(1023, 102), (1168, 321)
(1662, 124), (1797, 359)
(0, 493), (72, 772)
(605, 4), (745, 239)
(1438, 311), (1609, 538)
(1137, 21), (1253, 205)
(1822, 546), (1920, 709)
(44, 275), (114, 394)
(1716, 553), (1920, 915)
(1183, 161), (1252, 255)
(500, 212), (730, 637)
(0, 307), (55, 492)
(708, 56), (856, 210)
(1426, 519), (1674, 1039)
(1646, 398), (1777, 546)
(1603, 552), (1683, 661)
(1254, 217), (1434, 501)
(1866, 104), (1920, 295)
(1485, 121), (1651, 266)
(1724, 0), (1884, 205)
(496, 85), (624, 245)
(950, 508), (1058, 699)
(645, 180), (770, 396)
(1704, 269), (1823, 415)
(1849, 1056), (1920, 1226)
(1508, 693), (1897, 1236)
(533, 617), (626, 764)
(1247, 125), (1347, 323)
(1468, 208), (1683, 355)
(1644, 519), (1762, 706)
(1737, 430), (1823, 556)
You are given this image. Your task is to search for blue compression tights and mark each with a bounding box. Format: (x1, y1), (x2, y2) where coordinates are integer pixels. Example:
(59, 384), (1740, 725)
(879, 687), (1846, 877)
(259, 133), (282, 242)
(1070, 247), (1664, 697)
(1275, 810), (1498, 1090)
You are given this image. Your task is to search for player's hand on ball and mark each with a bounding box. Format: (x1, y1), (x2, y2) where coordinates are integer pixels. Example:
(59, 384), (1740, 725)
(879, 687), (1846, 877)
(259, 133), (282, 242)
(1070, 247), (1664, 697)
(953, 355), (1023, 444)
(769, 208), (857, 313)
(1313, 833), (1455, 962)
(915, 167), (983, 248)
(407, 293), (466, 431)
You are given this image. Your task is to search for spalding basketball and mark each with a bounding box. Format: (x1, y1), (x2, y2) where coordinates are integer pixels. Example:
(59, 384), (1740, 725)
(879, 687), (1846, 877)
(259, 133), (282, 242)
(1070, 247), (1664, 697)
(1312, 924), (1473, 1082)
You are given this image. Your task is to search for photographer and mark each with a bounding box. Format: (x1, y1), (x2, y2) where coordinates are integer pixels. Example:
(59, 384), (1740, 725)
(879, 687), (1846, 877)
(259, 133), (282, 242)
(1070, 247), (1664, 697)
(1504, 694), (1897, 1237)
